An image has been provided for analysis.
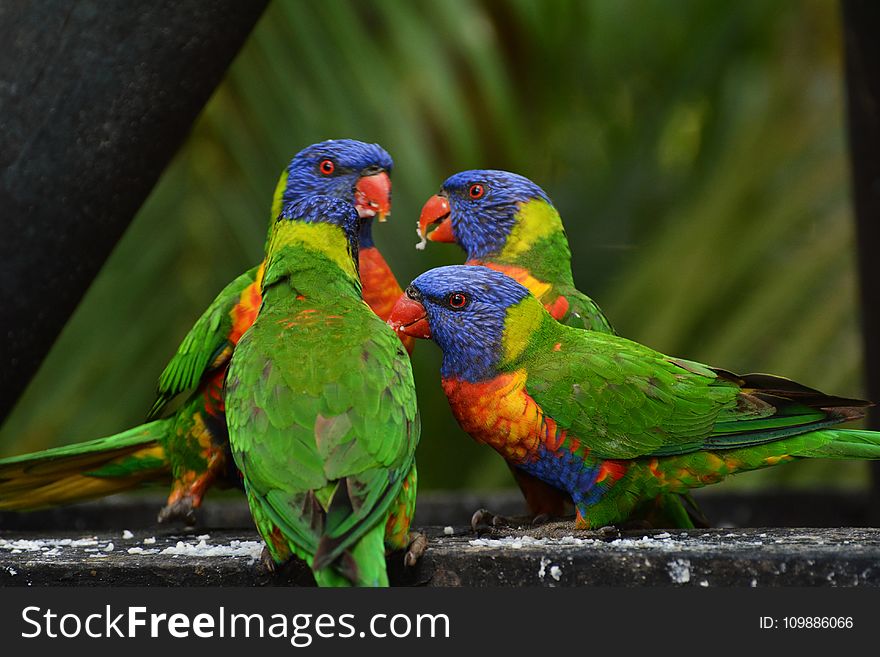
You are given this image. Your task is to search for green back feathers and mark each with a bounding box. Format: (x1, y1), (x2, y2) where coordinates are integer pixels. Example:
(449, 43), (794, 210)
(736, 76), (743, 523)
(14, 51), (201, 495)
(503, 301), (868, 461)
(227, 196), (419, 586)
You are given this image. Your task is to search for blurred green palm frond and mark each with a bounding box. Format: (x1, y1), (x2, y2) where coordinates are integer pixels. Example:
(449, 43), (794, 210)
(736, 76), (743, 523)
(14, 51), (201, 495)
(1, 0), (863, 491)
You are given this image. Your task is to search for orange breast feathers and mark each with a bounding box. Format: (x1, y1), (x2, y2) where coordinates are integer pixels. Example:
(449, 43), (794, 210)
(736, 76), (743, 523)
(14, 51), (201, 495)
(228, 262), (265, 345)
(360, 246), (414, 353)
(359, 246), (403, 320)
(441, 371), (567, 464)
(465, 260), (568, 321)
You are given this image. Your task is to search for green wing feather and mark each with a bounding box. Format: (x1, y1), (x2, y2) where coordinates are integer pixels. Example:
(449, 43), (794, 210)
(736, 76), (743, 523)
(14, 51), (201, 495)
(560, 286), (616, 334)
(522, 321), (868, 460)
(226, 274), (419, 584)
(148, 265), (261, 418)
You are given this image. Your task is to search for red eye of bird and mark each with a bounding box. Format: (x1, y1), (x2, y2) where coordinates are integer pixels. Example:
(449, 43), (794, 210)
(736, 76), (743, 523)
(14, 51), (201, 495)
(319, 159), (335, 175)
(447, 292), (468, 309)
(468, 183), (485, 199)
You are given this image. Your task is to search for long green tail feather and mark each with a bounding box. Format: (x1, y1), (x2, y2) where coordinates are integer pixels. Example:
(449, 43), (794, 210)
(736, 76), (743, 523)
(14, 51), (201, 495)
(313, 522), (389, 587)
(0, 420), (171, 511)
(795, 429), (880, 460)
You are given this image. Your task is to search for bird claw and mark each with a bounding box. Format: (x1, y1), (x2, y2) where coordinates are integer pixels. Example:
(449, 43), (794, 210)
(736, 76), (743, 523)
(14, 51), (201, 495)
(157, 497), (197, 526)
(404, 532), (428, 567)
(470, 508), (496, 534)
(260, 547), (277, 574)
(531, 513), (551, 527)
(588, 525), (623, 540)
(470, 508), (535, 534)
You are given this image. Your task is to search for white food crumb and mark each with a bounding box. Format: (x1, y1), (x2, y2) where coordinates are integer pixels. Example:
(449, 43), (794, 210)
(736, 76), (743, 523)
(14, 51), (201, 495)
(667, 558), (691, 584)
(538, 557), (549, 580)
(197, 534), (211, 541)
(104, 542), (115, 552)
(470, 535), (599, 549)
(143, 537), (156, 544)
(122, 530), (134, 540)
(160, 539), (264, 559)
(699, 580), (709, 587)
(415, 225), (427, 250)
(0, 536), (98, 553)
(4, 566), (16, 576)
(549, 565), (562, 581)
(127, 547), (144, 554)
(443, 526), (454, 536)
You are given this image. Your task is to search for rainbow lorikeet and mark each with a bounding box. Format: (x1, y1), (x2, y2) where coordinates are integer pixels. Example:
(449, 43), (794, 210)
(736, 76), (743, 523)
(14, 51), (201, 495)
(417, 170), (612, 333)
(226, 195), (420, 587)
(415, 170), (700, 527)
(0, 139), (410, 526)
(389, 265), (879, 529)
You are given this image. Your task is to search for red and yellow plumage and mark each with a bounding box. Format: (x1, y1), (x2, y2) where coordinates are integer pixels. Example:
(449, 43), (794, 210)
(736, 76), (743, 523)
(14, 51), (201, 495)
(466, 260), (570, 322)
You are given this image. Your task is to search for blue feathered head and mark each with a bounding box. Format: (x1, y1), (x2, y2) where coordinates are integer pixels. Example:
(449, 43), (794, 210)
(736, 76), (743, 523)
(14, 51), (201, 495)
(276, 139), (393, 232)
(418, 169), (551, 259)
(388, 265), (532, 381)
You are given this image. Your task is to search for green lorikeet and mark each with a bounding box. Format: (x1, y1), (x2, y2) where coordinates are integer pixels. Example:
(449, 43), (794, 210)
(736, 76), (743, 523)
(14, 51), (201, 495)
(389, 265), (877, 529)
(415, 170), (699, 527)
(226, 195), (420, 587)
(0, 140), (410, 526)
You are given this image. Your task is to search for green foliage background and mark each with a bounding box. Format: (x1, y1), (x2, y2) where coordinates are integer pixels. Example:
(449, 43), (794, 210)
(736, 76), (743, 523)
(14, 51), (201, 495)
(1, 0), (866, 493)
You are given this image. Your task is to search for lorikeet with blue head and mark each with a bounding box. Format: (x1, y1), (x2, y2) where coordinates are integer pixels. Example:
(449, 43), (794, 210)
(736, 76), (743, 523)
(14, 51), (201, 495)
(0, 139), (413, 527)
(226, 195), (420, 586)
(417, 170), (612, 333)
(389, 265), (878, 529)
(416, 170), (701, 528)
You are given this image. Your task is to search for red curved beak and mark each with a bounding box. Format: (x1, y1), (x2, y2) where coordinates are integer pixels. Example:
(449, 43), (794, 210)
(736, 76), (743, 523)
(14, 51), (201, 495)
(387, 294), (431, 339)
(355, 171), (391, 222)
(418, 194), (455, 243)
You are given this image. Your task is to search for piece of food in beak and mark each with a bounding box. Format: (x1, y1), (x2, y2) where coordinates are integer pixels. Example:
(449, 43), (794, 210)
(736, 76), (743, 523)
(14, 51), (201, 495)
(416, 194), (453, 249)
(387, 294), (431, 339)
(355, 171), (391, 222)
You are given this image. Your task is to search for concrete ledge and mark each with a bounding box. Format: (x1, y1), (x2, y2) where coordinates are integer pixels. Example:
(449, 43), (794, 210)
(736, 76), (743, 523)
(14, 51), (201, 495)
(2, 492), (878, 587)
(418, 525), (880, 587)
(2, 525), (879, 587)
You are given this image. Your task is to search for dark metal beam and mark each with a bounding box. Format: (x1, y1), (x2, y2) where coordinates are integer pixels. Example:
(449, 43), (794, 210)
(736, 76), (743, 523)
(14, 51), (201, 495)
(0, 1), (268, 423)
(842, 0), (880, 520)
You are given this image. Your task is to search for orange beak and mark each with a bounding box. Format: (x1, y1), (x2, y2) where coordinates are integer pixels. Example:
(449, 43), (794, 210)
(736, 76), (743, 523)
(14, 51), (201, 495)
(355, 171), (391, 222)
(418, 194), (455, 243)
(387, 294), (431, 339)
